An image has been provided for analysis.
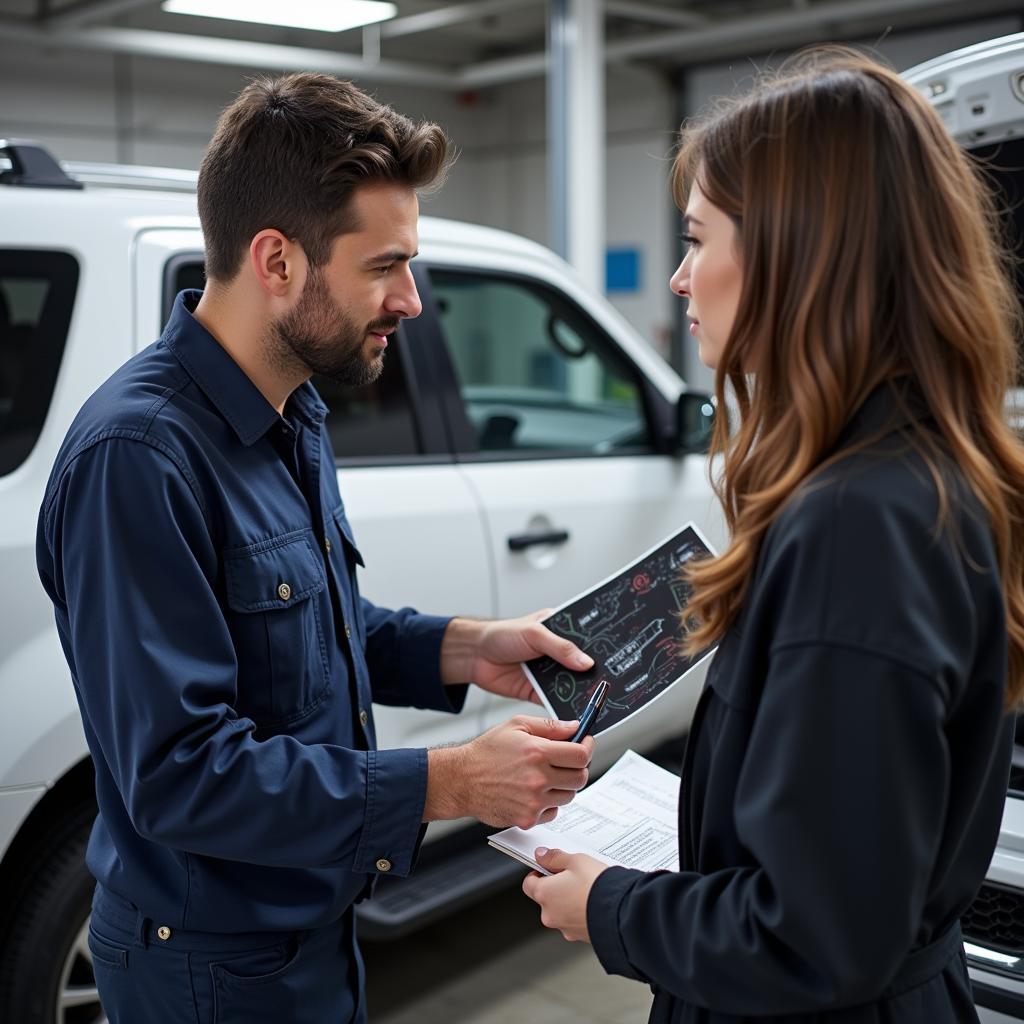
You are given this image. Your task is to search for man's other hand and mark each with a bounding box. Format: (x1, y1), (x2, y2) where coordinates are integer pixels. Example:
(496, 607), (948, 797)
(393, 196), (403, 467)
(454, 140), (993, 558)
(423, 716), (595, 828)
(440, 613), (594, 703)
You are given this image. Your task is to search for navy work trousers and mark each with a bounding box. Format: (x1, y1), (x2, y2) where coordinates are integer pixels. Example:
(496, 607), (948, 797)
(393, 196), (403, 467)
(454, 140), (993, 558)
(89, 885), (367, 1023)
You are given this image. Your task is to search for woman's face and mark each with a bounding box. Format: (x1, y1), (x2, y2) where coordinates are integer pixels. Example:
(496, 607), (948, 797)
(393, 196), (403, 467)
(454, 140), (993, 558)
(670, 181), (742, 371)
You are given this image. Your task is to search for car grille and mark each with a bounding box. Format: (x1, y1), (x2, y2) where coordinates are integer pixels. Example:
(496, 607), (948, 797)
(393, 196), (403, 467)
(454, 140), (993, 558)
(963, 882), (1024, 955)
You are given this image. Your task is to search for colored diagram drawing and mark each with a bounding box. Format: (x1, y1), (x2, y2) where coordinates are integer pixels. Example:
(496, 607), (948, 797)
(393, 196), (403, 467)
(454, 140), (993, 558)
(522, 523), (718, 734)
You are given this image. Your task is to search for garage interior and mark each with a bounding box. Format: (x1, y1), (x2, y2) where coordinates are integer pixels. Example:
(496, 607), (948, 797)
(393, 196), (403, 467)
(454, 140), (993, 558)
(4, 2), (1024, 1023)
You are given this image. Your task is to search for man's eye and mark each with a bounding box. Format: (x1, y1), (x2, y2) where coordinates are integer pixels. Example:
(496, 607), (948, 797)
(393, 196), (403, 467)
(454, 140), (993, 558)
(375, 265), (393, 275)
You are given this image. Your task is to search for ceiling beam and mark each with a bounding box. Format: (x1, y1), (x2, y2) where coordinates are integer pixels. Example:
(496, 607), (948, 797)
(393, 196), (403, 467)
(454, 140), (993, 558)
(0, 22), (458, 88)
(604, 1), (707, 29)
(604, 0), (1021, 61)
(458, 0), (1022, 86)
(380, 0), (540, 40)
(459, 48), (546, 87)
(44, 0), (155, 30)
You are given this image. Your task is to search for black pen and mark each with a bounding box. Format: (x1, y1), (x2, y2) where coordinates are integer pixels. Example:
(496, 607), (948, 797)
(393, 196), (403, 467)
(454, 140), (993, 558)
(571, 680), (610, 742)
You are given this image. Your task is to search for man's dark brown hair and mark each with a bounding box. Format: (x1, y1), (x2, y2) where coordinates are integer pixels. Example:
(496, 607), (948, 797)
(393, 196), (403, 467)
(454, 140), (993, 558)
(197, 72), (452, 282)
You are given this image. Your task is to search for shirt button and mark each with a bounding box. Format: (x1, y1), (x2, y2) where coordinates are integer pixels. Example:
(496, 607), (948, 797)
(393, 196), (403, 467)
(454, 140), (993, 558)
(359, 708), (369, 727)
(345, 625), (352, 639)
(156, 926), (172, 941)
(277, 583), (292, 601)
(376, 858), (392, 873)
(325, 537), (332, 554)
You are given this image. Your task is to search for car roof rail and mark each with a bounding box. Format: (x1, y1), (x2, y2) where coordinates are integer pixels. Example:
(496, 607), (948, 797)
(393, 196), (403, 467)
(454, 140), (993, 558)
(0, 139), (83, 190)
(62, 162), (198, 193)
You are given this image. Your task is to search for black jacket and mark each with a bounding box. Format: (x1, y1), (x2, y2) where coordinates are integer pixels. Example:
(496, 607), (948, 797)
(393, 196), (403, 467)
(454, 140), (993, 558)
(588, 387), (1014, 1023)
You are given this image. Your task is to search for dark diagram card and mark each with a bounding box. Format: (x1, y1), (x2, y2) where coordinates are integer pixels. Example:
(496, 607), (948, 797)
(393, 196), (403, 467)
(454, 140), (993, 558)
(522, 523), (718, 736)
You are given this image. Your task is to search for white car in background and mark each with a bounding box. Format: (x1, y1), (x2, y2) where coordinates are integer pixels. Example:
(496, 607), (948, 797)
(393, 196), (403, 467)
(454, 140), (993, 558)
(0, 144), (723, 1023)
(906, 32), (1024, 1024)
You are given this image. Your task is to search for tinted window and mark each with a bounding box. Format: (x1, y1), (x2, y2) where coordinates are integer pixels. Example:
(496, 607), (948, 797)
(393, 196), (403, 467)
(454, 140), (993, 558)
(313, 349), (421, 461)
(170, 256), (205, 310)
(165, 258), (421, 461)
(0, 250), (78, 475)
(429, 269), (651, 455)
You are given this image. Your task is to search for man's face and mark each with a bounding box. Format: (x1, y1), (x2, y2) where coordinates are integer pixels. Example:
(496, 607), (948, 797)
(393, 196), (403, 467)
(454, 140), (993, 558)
(271, 183), (422, 386)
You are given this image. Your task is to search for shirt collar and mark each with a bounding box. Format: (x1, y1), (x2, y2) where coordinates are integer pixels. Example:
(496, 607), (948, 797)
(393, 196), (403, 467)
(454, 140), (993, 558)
(163, 290), (327, 446)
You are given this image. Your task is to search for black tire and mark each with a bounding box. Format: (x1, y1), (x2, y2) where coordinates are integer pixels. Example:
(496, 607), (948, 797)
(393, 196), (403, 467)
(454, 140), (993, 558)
(0, 799), (101, 1024)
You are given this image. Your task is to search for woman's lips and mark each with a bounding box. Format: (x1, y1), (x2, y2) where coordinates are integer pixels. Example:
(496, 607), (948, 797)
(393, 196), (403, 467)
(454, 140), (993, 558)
(688, 320), (700, 336)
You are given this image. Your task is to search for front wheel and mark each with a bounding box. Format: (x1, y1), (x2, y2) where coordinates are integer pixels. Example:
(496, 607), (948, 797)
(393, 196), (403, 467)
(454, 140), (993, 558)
(0, 800), (104, 1023)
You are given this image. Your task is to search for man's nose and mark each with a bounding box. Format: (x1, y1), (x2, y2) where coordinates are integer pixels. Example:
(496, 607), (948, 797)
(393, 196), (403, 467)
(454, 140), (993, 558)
(386, 266), (422, 320)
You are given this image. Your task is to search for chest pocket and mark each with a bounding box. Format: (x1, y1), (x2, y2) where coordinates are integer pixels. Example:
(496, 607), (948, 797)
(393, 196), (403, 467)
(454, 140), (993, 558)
(223, 530), (331, 726)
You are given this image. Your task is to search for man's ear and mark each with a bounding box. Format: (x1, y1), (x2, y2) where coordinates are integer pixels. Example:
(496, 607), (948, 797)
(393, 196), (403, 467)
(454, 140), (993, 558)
(249, 229), (305, 299)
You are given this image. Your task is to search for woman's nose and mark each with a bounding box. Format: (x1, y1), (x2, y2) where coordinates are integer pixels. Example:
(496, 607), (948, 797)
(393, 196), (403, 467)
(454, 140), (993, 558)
(669, 259), (689, 298)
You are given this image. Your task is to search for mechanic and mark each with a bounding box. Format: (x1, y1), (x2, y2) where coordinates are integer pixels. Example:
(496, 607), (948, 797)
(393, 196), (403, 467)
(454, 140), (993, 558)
(37, 72), (595, 1023)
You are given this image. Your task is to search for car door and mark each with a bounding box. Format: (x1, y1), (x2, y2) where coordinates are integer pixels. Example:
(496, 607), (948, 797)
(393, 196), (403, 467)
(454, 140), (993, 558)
(417, 260), (725, 765)
(139, 240), (494, 763)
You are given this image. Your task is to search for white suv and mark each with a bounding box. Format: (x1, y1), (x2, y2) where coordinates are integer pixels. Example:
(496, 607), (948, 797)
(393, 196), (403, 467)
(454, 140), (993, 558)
(905, 33), (1024, 1024)
(0, 145), (725, 1023)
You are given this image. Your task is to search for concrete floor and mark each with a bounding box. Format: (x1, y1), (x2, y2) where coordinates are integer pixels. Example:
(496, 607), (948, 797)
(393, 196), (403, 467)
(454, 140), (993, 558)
(362, 882), (652, 1023)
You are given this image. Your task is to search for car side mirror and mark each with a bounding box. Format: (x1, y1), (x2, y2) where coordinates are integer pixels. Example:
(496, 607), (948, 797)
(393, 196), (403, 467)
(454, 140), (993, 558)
(677, 391), (716, 453)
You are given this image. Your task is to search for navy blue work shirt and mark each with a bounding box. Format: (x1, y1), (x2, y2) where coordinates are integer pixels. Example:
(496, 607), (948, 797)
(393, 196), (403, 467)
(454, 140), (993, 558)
(37, 290), (465, 934)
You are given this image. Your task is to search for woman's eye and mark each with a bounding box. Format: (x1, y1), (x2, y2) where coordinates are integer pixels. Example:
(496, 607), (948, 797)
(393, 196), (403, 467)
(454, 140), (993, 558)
(679, 233), (700, 253)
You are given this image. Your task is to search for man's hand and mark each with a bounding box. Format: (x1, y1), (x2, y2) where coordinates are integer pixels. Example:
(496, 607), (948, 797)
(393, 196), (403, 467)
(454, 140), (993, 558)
(441, 613), (594, 703)
(522, 848), (609, 943)
(424, 716), (594, 828)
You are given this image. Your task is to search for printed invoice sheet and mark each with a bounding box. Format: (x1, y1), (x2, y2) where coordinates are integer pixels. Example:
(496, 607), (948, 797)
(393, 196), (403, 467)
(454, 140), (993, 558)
(488, 750), (680, 874)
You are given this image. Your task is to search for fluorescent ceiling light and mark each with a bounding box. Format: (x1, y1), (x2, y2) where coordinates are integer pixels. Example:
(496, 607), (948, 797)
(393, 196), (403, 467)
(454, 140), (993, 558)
(161, 0), (397, 33)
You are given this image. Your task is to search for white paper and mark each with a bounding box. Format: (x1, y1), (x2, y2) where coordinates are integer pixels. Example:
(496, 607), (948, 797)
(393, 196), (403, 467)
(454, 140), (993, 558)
(488, 750), (680, 874)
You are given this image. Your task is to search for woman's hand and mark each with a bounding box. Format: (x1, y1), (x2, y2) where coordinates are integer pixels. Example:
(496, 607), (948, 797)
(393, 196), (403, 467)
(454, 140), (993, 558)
(522, 847), (609, 942)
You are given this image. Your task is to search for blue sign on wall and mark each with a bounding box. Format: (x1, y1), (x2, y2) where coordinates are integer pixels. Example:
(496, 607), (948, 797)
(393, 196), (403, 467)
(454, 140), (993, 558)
(606, 247), (642, 293)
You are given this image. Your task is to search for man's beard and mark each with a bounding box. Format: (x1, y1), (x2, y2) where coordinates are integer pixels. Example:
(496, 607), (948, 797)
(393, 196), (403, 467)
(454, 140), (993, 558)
(268, 267), (396, 387)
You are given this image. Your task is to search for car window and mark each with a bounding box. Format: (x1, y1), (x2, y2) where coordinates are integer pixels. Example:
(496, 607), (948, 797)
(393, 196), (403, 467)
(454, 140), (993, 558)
(428, 269), (652, 456)
(312, 355), (421, 461)
(166, 259), (421, 461)
(0, 250), (79, 475)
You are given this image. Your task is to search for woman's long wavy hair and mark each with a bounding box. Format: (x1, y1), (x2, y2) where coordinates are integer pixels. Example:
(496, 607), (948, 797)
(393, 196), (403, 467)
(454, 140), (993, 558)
(677, 47), (1024, 707)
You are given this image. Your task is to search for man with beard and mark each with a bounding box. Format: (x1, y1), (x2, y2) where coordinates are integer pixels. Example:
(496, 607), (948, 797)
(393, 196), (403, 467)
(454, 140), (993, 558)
(36, 73), (595, 1024)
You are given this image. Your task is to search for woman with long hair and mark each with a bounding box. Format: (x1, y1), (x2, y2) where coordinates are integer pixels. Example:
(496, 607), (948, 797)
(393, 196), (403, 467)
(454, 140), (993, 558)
(524, 47), (1024, 1023)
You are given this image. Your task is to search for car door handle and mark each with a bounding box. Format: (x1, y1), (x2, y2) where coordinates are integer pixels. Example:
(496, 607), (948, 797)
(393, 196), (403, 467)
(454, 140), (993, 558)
(507, 529), (570, 552)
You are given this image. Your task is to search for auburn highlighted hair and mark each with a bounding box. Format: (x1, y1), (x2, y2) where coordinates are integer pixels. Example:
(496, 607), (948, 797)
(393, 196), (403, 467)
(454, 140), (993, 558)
(676, 47), (1024, 707)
